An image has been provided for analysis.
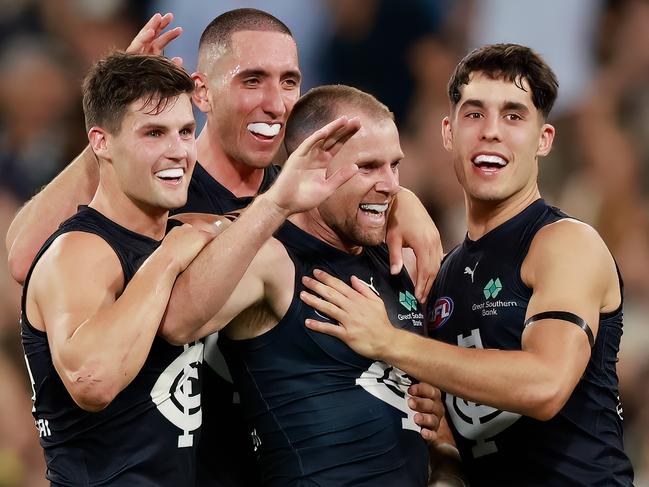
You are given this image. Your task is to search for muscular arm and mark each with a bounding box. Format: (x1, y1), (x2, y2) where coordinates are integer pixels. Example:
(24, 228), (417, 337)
(28, 225), (210, 412)
(7, 147), (98, 283)
(302, 220), (619, 420)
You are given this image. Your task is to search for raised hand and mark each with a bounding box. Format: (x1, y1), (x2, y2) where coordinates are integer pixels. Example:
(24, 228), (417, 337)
(266, 116), (361, 214)
(126, 13), (183, 65)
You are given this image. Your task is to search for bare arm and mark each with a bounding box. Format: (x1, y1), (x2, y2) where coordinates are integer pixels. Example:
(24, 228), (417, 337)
(29, 224), (211, 412)
(6, 13), (182, 284)
(301, 220), (618, 420)
(160, 116), (361, 343)
(7, 147), (98, 283)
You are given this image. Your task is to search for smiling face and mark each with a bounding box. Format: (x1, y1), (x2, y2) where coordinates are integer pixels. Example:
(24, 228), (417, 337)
(442, 72), (554, 206)
(318, 114), (403, 248)
(101, 93), (197, 212)
(197, 30), (301, 169)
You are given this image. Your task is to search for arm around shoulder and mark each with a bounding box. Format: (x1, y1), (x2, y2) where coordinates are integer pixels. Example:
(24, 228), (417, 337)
(7, 146), (99, 284)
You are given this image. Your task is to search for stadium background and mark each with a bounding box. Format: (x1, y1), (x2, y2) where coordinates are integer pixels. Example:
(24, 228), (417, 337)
(0, 0), (647, 485)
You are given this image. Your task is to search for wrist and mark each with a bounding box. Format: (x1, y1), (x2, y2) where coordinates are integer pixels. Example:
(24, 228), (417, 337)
(255, 192), (293, 219)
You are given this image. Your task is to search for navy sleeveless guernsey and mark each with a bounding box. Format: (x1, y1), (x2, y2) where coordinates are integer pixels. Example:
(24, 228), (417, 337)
(219, 221), (430, 486)
(426, 199), (634, 486)
(21, 206), (202, 486)
(171, 162), (280, 486)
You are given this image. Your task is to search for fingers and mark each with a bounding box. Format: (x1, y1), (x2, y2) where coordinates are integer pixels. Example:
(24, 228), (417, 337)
(170, 56), (184, 67)
(293, 116), (349, 157)
(386, 231), (404, 276)
(322, 117), (361, 154)
(302, 273), (350, 307)
(304, 318), (345, 340)
(409, 382), (442, 403)
(323, 163), (358, 192)
(349, 275), (381, 301)
(126, 12), (180, 56)
(414, 249), (432, 303)
(150, 26), (183, 54)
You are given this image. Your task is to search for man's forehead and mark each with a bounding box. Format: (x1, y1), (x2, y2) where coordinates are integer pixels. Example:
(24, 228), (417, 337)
(459, 72), (534, 105)
(228, 30), (297, 58)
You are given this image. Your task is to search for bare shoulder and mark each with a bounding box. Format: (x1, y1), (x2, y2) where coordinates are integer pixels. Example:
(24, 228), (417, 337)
(30, 231), (123, 296)
(529, 218), (613, 264)
(523, 218), (620, 311)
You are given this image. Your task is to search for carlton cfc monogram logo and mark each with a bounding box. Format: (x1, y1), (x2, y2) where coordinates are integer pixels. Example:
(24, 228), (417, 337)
(150, 342), (203, 448)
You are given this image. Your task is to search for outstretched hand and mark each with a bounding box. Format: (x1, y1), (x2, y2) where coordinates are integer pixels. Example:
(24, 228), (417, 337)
(266, 116), (361, 214)
(126, 12), (183, 66)
(300, 269), (396, 360)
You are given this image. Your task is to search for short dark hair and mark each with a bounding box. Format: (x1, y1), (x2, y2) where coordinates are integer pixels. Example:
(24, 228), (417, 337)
(447, 43), (559, 119)
(198, 8), (292, 60)
(82, 52), (194, 133)
(285, 85), (393, 154)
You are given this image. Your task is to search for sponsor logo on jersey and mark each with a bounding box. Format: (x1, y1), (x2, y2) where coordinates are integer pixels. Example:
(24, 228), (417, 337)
(464, 261), (479, 283)
(151, 341), (203, 448)
(430, 297), (454, 330)
(358, 276), (380, 296)
(399, 290), (417, 311)
(483, 278), (503, 299)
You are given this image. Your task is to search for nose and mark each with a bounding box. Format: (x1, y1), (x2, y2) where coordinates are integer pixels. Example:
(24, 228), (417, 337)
(260, 82), (287, 118)
(166, 134), (189, 160)
(480, 115), (502, 142)
(375, 164), (400, 195)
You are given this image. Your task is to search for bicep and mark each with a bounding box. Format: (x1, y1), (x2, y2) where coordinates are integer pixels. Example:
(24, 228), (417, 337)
(31, 234), (122, 367)
(521, 221), (613, 380)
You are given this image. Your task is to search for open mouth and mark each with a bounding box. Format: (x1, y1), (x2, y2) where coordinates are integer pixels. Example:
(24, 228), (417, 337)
(359, 203), (389, 223)
(472, 154), (508, 174)
(247, 122), (281, 141)
(154, 167), (184, 184)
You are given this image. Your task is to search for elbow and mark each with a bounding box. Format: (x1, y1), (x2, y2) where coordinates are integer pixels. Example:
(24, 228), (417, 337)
(69, 386), (117, 413)
(7, 247), (30, 285)
(64, 370), (120, 413)
(522, 381), (571, 421)
(159, 327), (191, 346)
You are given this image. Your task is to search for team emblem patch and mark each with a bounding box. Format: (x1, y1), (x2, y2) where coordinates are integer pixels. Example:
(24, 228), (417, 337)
(429, 297), (454, 330)
(151, 341), (203, 448)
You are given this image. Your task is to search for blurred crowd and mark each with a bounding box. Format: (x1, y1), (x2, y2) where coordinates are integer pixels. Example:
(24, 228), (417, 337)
(1, 1), (647, 485)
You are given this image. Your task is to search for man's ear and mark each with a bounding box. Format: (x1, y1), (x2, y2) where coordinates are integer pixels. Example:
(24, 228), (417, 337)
(441, 116), (453, 152)
(537, 123), (555, 157)
(192, 72), (211, 114)
(88, 127), (109, 159)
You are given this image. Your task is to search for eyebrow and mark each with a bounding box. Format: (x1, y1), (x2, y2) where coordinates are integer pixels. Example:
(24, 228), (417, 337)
(460, 99), (530, 113)
(236, 68), (302, 81)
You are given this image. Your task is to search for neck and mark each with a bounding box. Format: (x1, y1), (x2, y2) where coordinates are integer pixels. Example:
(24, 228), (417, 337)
(90, 168), (168, 240)
(196, 123), (265, 197)
(289, 211), (363, 255)
(465, 186), (541, 241)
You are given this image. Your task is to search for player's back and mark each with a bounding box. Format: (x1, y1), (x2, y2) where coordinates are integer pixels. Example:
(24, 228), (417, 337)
(21, 206), (202, 486)
(219, 221), (429, 486)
